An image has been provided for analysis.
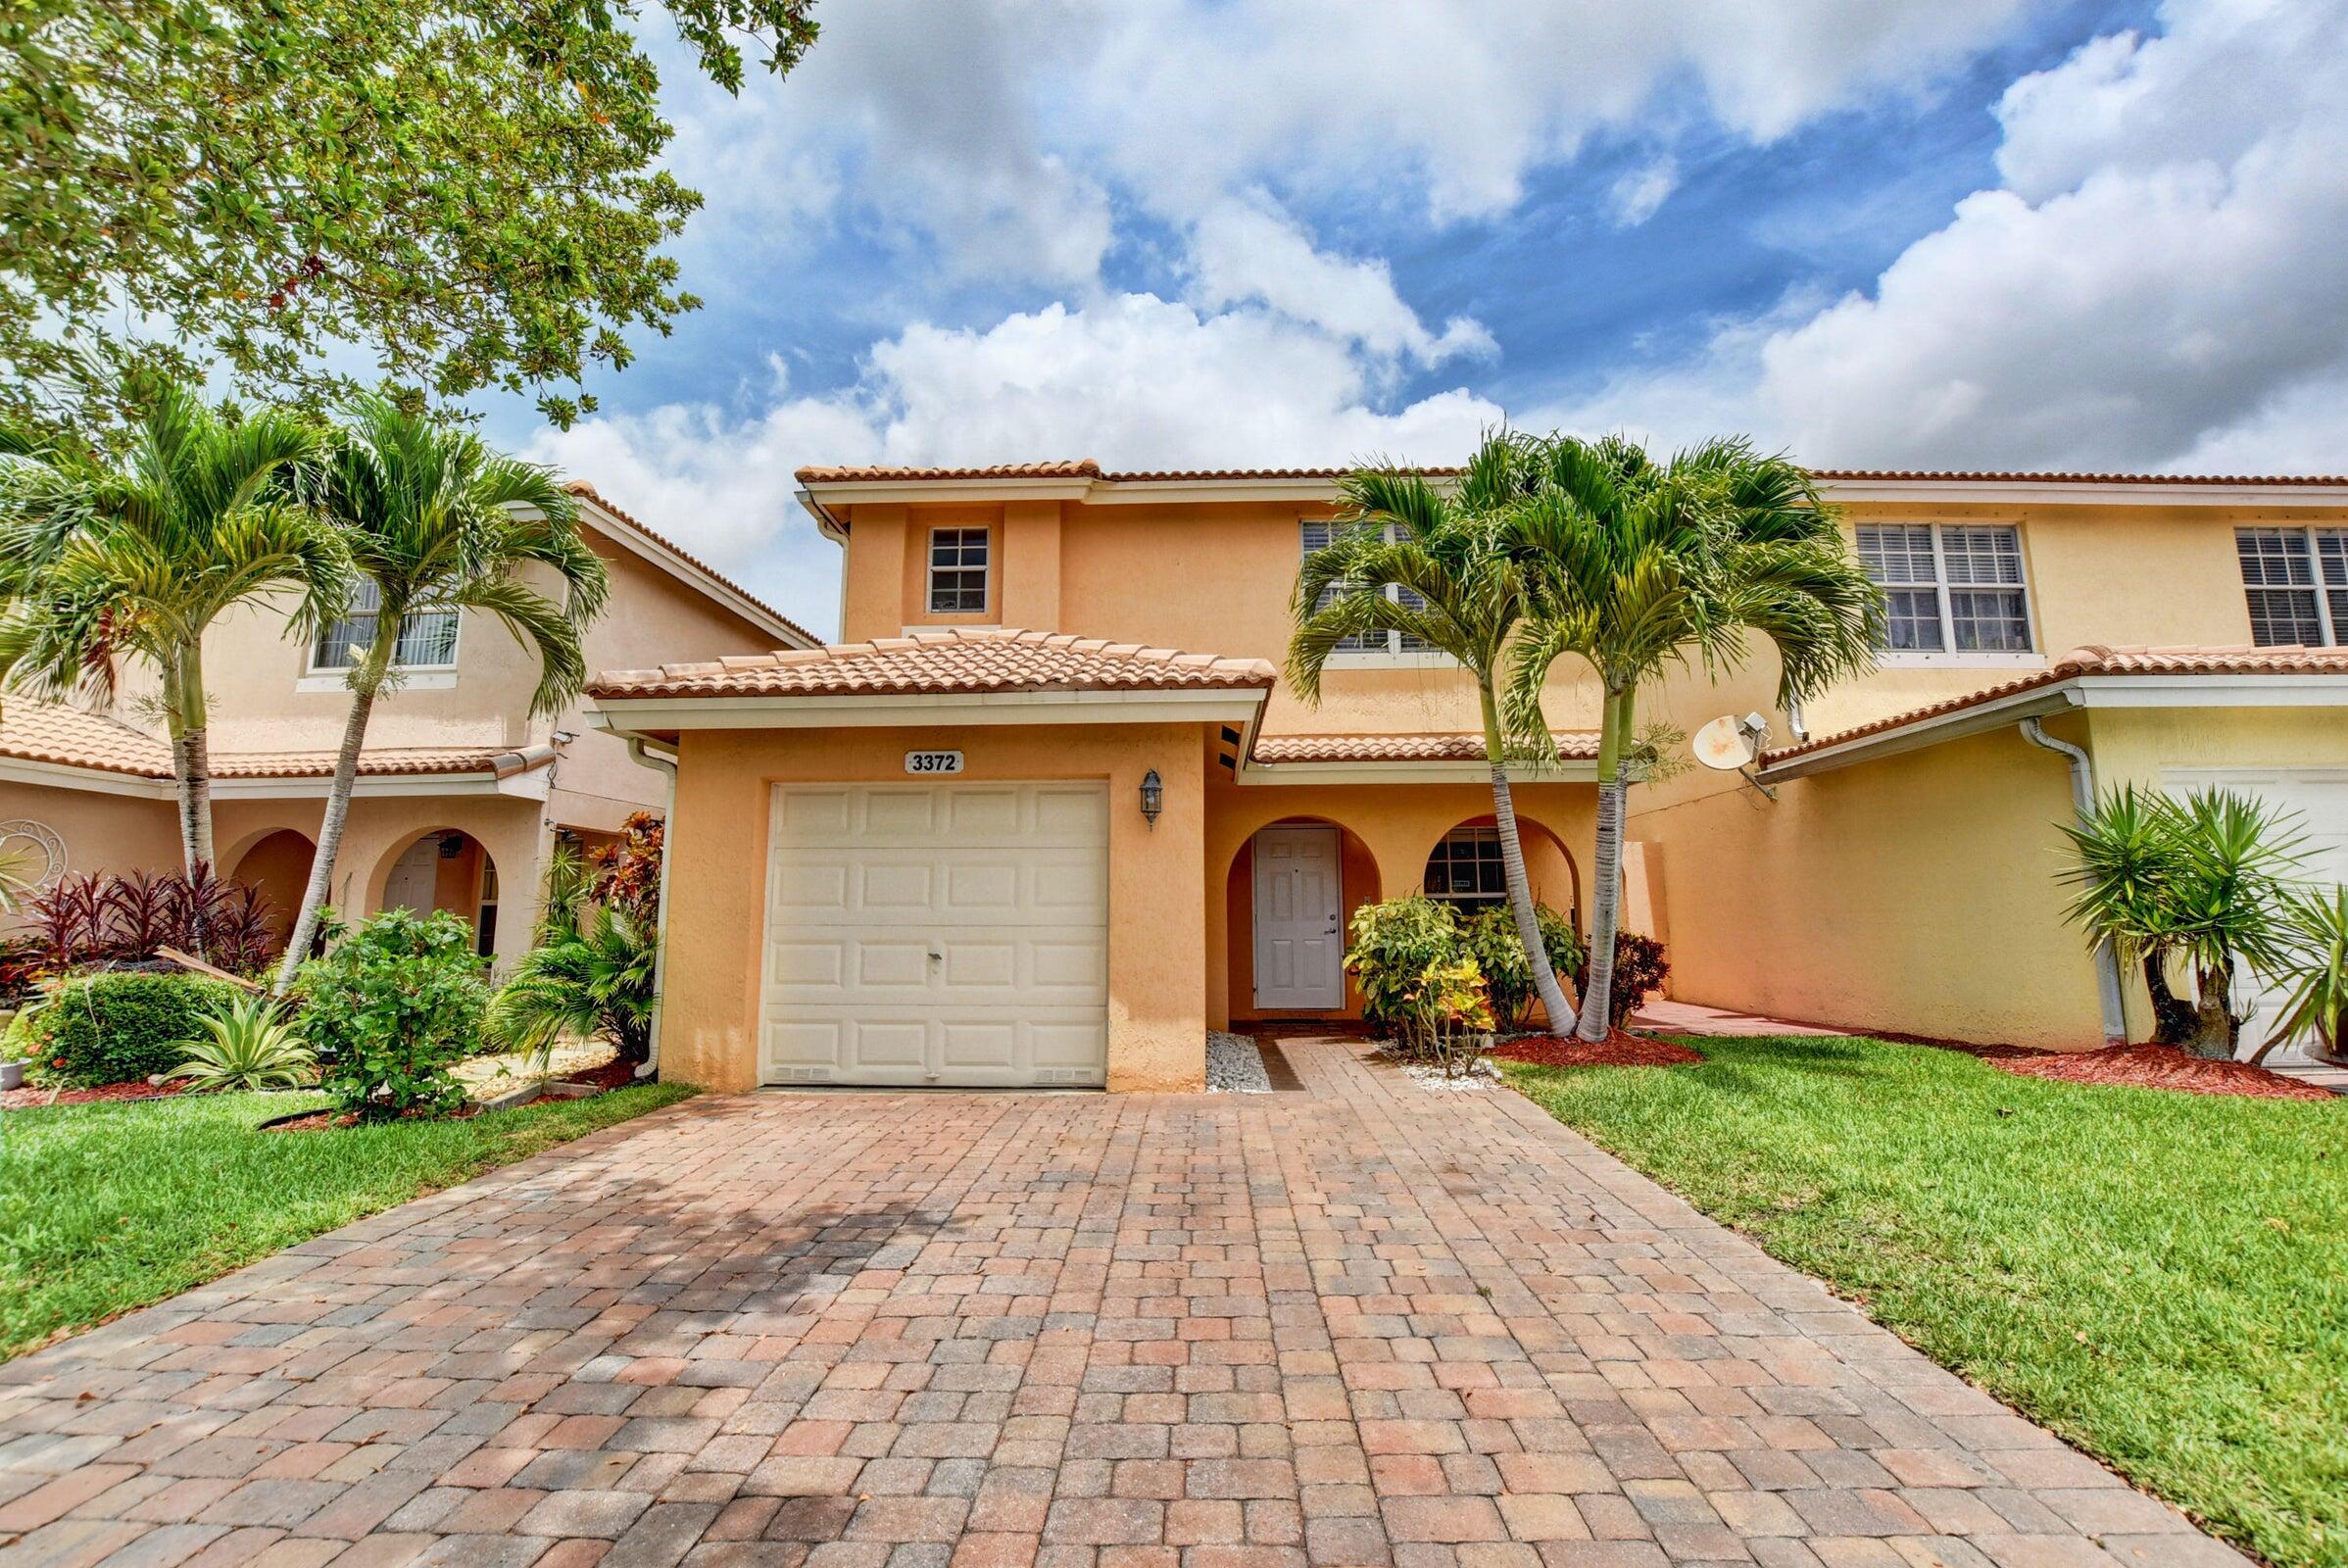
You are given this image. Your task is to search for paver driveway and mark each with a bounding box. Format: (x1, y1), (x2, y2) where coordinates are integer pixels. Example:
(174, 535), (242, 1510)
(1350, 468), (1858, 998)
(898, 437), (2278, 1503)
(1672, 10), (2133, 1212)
(1, 1039), (2244, 1568)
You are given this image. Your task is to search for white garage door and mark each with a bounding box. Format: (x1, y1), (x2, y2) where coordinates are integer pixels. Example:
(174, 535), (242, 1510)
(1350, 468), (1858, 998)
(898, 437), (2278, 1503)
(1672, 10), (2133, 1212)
(2168, 766), (2348, 1065)
(760, 781), (1108, 1087)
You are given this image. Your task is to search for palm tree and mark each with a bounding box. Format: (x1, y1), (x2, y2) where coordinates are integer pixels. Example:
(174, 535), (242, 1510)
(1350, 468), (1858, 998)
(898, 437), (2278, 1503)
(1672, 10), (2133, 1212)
(1291, 437), (1579, 1034)
(0, 378), (341, 885)
(485, 904), (659, 1066)
(1504, 434), (1883, 1042)
(270, 397), (609, 994)
(2055, 784), (2198, 1044)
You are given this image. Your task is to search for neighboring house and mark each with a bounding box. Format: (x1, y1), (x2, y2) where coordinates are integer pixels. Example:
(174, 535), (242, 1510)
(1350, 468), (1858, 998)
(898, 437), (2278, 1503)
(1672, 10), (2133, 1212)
(0, 485), (814, 965)
(587, 462), (2348, 1093)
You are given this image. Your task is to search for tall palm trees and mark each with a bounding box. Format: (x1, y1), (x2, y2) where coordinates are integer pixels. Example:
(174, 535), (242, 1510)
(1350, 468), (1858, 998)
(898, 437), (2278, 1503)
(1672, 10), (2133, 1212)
(0, 379), (343, 882)
(1506, 435), (1883, 1040)
(269, 397), (608, 992)
(1290, 439), (1579, 1033)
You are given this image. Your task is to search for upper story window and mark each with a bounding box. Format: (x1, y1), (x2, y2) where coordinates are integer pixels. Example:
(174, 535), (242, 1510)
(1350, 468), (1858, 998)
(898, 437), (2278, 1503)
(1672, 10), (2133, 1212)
(2236, 526), (2345, 646)
(1298, 520), (1433, 657)
(310, 581), (459, 672)
(927, 527), (990, 614)
(1855, 523), (2034, 659)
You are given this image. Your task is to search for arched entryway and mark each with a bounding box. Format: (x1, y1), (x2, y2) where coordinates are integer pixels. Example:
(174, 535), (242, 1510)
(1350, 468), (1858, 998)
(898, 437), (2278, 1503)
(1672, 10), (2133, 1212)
(1418, 813), (1583, 930)
(228, 829), (316, 950)
(376, 828), (501, 957)
(1224, 816), (1383, 1019)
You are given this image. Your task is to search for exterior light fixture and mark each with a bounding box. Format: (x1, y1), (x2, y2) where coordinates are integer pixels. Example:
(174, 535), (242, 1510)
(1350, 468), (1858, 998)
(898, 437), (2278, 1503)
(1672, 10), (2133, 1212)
(1140, 768), (1163, 828)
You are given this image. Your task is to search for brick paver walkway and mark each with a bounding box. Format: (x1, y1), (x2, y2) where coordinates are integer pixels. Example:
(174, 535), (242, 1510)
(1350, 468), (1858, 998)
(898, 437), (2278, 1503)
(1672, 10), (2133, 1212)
(1, 1039), (2245, 1568)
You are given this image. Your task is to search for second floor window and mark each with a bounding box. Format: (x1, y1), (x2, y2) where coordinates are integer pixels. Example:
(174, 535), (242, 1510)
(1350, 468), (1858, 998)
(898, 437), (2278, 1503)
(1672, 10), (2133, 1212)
(1299, 520), (1433, 656)
(2237, 526), (2345, 646)
(311, 581), (459, 671)
(928, 527), (990, 613)
(1855, 523), (2033, 656)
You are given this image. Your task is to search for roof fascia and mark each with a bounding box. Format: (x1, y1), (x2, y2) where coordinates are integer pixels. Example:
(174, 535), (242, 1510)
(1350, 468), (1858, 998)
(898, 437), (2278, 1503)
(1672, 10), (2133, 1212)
(589, 685), (1269, 734)
(1755, 686), (2080, 782)
(1817, 477), (2348, 508)
(1237, 757), (1598, 786)
(0, 756), (171, 797)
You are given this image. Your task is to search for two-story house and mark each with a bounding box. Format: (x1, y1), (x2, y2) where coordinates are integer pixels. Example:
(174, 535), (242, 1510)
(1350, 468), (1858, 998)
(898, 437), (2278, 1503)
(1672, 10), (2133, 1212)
(0, 485), (814, 965)
(587, 462), (2348, 1094)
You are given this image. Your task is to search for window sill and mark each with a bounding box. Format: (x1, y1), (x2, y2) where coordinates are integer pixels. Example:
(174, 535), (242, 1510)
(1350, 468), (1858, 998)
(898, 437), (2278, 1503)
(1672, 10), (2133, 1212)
(297, 668), (458, 693)
(1322, 650), (1461, 670)
(1872, 651), (2045, 671)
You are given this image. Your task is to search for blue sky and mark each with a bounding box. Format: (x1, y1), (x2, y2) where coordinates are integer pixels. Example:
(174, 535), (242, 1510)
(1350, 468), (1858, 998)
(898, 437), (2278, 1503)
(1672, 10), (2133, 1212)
(491, 0), (2348, 635)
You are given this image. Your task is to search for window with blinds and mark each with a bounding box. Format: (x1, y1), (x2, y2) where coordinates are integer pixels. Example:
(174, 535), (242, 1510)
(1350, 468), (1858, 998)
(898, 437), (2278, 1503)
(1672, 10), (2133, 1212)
(1298, 520), (1434, 655)
(2236, 526), (2344, 647)
(310, 581), (461, 672)
(1854, 523), (2033, 655)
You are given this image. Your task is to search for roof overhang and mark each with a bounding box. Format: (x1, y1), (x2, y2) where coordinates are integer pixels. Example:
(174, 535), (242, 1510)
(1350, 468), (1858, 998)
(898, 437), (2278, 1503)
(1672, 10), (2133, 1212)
(1235, 756), (1598, 786)
(0, 757), (553, 801)
(588, 684), (1270, 745)
(554, 490), (818, 649)
(1757, 673), (2348, 782)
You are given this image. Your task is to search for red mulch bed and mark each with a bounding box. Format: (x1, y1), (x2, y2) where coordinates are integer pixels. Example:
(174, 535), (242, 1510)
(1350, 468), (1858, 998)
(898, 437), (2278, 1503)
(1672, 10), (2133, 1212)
(563, 1057), (641, 1091)
(0, 1079), (185, 1109)
(1964, 1042), (2335, 1102)
(1492, 1032), (1705, 1068)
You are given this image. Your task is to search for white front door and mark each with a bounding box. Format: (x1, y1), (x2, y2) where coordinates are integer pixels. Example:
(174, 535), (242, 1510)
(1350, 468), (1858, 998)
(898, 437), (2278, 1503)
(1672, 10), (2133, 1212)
(1252, 824), (1344, 1010)
(2168, 766), (2348, 1065)
(382, 837), (438, 915)
(760, 781), (1109, 1087)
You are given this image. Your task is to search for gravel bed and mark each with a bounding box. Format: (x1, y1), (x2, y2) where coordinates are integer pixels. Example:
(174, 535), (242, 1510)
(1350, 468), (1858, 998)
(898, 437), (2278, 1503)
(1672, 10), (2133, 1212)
(1400, 1057), (1500, 1092)
(1206, 1030), (1273, 1093)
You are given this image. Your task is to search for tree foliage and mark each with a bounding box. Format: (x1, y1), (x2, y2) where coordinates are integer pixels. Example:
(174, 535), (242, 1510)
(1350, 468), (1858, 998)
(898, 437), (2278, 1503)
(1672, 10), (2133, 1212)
(0, 0), (819, 440)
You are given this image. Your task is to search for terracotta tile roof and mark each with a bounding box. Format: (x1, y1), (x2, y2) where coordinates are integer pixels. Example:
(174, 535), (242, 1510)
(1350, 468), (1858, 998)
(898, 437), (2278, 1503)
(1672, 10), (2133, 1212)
(562, 481), (819, 648)
(1251, 732), (1600, 764)
(0, 701), (555, 781)
(1768, 644), (2348, 762)
(588, 627), (1278, 700)
(796, 461), (2348, 487)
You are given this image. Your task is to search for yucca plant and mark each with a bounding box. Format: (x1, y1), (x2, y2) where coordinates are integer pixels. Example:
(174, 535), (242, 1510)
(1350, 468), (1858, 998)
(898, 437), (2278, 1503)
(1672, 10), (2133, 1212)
(166, 994), (317, 1092)
(2260, 884), (2348, 1064)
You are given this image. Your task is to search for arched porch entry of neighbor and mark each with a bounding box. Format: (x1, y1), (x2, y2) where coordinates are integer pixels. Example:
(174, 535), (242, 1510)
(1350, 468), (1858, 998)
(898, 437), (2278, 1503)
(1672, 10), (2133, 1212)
(1224, 814), (1383, 1022)
(225, 828), (316, 951)
(369, 827), (504, 958)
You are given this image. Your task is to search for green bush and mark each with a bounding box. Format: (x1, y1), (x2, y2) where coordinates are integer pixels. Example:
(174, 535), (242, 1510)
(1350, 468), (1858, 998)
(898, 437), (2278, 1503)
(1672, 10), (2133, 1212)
(1459, 904), (1586, 1029)
(1345, 896), (1460, 1047)
(297, 908), (487, 1121)
(20, 972), (241, 1088)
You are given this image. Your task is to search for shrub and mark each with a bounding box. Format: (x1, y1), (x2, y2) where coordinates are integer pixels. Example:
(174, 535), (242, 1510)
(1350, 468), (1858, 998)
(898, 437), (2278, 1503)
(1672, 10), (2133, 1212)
(168, 995), (318, 1092)
(0, 935), (46, 1004)
(26, 867), (278, 972)
(1576, 931), (1672, 1029)
(488, 906), (658, 1066)
(1459, 904), (1586, 1030)
(297, 908), (487, 1120)
(19, 972), (242, 1087)
(1345, 896), (1460, 1047)
(1412, 956), (1495, 1077)
(2262, 883), (2348, 1063)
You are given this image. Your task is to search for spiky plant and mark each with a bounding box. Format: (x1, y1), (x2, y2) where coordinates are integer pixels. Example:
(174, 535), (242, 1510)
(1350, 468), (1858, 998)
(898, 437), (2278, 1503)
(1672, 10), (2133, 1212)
(167, 994), (317, 1092)
(484, 906), (657, 1068)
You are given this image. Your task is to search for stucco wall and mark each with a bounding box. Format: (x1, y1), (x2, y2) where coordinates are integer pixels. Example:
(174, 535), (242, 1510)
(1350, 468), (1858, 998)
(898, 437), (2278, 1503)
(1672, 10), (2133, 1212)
(0, 779), (182, 892)
(658, 721), (1210, 1094)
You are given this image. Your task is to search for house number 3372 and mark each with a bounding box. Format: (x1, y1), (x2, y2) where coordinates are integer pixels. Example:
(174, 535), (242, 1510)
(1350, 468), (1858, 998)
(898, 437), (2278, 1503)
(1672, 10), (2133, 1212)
(905, 750), (965, 774)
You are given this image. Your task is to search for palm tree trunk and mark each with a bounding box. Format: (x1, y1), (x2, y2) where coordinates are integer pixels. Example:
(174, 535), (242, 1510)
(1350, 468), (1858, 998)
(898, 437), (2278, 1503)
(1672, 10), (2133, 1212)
(2184, 958), (2236, 1059)
(1575, 685), (1633, 1043)
(1476, 685), (1574, 1036)
(272, 649), (390, 995)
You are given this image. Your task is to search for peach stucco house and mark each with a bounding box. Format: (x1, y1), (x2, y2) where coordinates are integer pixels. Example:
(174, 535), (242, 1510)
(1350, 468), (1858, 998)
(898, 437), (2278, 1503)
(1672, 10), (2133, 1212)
(0, 486), (813, 966)
(585, 463), (2348, 1093)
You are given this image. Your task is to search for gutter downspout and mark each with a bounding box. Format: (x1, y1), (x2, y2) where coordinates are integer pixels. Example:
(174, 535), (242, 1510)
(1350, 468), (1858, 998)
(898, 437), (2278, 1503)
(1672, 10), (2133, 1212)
(623, 736), (680, 1080)
(2019, 717), (2128, 1045)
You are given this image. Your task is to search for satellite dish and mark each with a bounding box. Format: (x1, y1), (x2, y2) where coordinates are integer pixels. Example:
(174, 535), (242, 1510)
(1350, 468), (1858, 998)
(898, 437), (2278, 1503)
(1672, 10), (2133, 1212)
(1692, 715), (1755, 771)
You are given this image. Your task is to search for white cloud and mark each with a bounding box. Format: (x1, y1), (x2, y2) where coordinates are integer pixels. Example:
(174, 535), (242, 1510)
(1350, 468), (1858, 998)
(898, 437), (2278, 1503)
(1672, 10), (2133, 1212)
(528, 295), (1502, 634)
(1606, 158), (1680, 227)
(1186, 194), (1492, 366)
(1537, 0), (2348, 472)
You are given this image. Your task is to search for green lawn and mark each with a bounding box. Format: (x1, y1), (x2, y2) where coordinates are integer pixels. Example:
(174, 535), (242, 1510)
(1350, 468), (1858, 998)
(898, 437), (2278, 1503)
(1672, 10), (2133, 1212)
(0, 1083), (697, 1362)
(1503, 1036), (2348, 1568)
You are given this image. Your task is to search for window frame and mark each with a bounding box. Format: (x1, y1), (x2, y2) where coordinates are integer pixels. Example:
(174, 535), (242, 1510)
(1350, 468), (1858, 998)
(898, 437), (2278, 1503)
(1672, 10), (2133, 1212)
(2235, 525), (2344, 648)
(1423, 826), (1509, 910)
(926, 525), (992, 616)
(1856, 520), (2042, 668)
(305, 583), (463, 677)
(1299, 518), (1451, 666)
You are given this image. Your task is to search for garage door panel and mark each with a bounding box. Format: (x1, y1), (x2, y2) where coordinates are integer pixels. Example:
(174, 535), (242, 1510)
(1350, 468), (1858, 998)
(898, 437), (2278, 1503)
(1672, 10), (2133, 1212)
(761, 781), (1109, 1087)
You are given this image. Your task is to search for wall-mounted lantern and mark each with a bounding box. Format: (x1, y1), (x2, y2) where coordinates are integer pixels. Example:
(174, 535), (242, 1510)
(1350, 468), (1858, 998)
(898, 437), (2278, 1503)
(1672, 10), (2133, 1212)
(1140, 768), (1163, 828)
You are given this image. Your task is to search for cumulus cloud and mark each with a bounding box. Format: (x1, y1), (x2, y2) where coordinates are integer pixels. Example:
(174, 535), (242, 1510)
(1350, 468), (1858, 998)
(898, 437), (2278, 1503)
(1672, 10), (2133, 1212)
(528, 297), (1502, 632)
(1543, 0), (2348, 471)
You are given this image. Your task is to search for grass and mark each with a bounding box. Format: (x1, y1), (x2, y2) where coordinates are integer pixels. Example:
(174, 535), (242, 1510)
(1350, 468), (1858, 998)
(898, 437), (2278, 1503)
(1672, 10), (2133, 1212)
(0, 1082), (698, 1362)
(1503, 1035), (2348, 1568)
